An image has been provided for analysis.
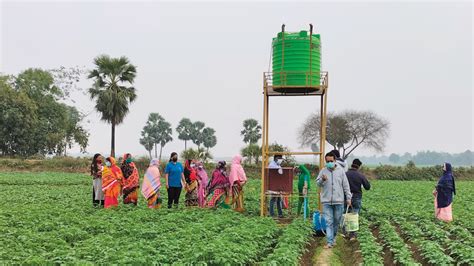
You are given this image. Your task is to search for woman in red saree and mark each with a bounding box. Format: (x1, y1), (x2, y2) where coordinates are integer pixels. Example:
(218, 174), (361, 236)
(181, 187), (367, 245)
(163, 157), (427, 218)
(102, 157), (123, 208)
(121, 153), (139, 205)
(184, 159), (199, 207)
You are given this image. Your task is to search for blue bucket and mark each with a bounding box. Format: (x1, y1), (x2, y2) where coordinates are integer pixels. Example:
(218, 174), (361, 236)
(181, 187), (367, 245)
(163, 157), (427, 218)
(313, 210), (326, 235)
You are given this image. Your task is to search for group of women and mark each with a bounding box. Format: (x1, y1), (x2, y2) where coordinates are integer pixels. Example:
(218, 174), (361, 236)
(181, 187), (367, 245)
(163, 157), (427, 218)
(91, 153), (140, 208)
(90, 152), (247, 211)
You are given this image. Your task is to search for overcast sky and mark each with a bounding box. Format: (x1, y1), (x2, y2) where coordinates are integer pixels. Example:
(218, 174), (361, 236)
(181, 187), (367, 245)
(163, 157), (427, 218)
(1, 1), (472, 159)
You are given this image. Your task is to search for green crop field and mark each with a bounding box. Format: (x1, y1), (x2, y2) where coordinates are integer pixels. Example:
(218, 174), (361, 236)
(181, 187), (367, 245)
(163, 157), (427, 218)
(0, 172), (473, 265)
(360, 180), (474, 265)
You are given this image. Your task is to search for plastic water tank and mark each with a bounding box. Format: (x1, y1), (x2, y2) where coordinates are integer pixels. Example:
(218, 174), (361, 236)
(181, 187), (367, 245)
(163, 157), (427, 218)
(272, 30), (321, 89)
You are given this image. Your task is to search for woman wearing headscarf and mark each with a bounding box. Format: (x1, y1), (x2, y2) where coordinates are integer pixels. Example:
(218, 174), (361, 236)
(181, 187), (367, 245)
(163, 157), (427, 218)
(102, 157), (123, 208)
(433, 163), (456, 222)
(297, 164), (311, 217)
(184, 159), (199, 207)
(229, 155), (247, 212)
(207, 161), (230, 209)
(142, 159), (162, 209)
(196, 161), (209, 208)
(91, 153), (104, 207)
(121, 153), (139, 205)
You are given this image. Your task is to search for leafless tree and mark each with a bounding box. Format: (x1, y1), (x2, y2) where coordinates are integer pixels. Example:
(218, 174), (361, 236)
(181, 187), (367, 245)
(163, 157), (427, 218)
(298, 110), (390, 159)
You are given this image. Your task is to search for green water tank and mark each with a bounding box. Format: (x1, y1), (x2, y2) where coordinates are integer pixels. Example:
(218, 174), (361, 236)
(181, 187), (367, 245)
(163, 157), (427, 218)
(272, 30), (321, 90)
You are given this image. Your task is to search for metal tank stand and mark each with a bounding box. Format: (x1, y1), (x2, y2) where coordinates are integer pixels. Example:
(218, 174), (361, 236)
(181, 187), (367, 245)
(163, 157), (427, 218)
(260, 24), (329, 218)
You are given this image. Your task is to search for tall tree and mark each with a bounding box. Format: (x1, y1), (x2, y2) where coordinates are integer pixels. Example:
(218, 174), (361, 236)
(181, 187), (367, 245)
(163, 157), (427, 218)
(16, 69), (87, 156)
(157, 121), (173, 162)
(0, 76), (38, 156)
(176, 118), (193, 150)
(1, 69), (89, 157)
(62, 106), (89, 156)
(139, 131), (154, 159)
(202, 127), (217, 153)
(241, 118), (262, 144)
(298, 110), (390, 159)
(15, 68), (62, 100)
(144, 113), (161, 157)
(17, 69), (60, 154)
(191, 121), (205, 149)
(88, 55), (137, 157)
(142, 113), (173, 162)
(241, 143), (261, 164)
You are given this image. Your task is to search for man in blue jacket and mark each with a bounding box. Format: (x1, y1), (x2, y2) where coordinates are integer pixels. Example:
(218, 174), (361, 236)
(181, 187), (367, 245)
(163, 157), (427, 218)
(317, 152), (352, 249)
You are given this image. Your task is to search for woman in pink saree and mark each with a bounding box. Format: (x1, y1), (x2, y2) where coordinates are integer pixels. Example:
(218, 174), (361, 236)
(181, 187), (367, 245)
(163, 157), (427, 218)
(229, 155), (247, 212)
(195, 161), (209, 208)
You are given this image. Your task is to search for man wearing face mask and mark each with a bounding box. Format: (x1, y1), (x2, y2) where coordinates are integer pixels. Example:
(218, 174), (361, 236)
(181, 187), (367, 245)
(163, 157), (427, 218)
(317, 152), (352, 249)
(268, 154), (284, 218)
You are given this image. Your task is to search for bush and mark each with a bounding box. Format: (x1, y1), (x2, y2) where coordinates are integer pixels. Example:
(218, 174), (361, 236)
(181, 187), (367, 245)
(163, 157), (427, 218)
(0, 157), (90, 172)
(372, 164), (473, 181)
(0, 157), (472, 181)
(180, 148), (212, 162)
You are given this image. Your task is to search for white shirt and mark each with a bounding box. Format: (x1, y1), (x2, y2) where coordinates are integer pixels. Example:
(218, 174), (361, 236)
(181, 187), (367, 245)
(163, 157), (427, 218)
(268, 160), (281, 169)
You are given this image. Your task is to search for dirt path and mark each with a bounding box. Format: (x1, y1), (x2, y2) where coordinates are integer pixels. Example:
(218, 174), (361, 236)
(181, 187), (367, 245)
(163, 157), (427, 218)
(301, 235), (363, 266)
(314, 246), (333, 266)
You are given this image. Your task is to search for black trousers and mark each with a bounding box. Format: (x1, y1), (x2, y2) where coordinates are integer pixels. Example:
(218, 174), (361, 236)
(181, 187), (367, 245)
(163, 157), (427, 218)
(167, 187), (182, 208)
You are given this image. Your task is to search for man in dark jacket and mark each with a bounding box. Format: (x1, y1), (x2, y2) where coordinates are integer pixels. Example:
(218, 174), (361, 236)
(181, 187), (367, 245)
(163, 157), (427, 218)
(345, 158), (370, 240)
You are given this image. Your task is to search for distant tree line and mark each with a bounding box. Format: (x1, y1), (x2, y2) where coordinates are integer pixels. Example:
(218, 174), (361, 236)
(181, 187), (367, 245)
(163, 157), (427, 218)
(140, 116), (217, 162)
(347, 150), (473, 166)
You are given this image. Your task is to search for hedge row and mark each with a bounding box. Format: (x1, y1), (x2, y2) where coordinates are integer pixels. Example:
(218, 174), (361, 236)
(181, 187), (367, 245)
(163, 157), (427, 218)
(370, 164), (473, 181)
(0, 157), (472, 180)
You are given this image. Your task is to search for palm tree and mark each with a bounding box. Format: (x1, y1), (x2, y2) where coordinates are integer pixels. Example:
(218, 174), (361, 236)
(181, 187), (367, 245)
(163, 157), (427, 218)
(158, 125), (173, 162)
(202, 127), (217, 153)
(176, 118), (193, 150)
(191, 121), (205, 149)
(241, 118), (262, 144)
(142, 113), (173, 160)
(139, 132), (154, 159)
(88, 55), (137, 157)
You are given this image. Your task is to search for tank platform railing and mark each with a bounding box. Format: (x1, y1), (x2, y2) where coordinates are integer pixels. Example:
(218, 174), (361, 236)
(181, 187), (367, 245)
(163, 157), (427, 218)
(264, 71), (328, 96)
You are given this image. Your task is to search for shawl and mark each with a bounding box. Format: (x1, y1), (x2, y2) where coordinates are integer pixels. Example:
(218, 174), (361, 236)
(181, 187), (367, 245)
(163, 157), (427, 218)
(229, 155), (247, 185)
(141, 159), (161, 199)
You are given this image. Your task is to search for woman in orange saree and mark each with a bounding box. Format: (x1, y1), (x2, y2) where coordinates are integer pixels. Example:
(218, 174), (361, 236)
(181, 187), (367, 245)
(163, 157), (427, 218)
(121, 153), (139, 205)
(102, 157), (123, 208)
